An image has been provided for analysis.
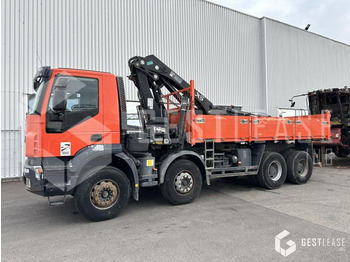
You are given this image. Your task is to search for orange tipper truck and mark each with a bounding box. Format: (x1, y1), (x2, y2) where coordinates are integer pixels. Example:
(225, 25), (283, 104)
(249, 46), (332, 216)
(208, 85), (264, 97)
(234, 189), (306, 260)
(24, 55), (331, 221)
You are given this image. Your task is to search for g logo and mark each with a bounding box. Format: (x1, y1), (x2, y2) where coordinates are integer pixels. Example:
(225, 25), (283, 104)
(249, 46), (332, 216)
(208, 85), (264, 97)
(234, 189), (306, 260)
(275, 230), (296, 257)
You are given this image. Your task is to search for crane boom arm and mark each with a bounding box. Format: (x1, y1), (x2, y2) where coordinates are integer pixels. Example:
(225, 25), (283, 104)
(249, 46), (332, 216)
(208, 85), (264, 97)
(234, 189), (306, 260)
(128, 55), (213, 116)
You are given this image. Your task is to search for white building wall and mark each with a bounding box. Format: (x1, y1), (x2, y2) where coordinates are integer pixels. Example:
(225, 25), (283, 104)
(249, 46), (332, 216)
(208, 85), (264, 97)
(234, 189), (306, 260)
(265, 18), (350, 115)
(1, 0), (349, 178)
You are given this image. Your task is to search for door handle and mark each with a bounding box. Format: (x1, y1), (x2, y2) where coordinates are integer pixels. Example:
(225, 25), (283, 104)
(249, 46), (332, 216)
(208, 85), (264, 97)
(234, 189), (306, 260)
(91, 134), (102, 142)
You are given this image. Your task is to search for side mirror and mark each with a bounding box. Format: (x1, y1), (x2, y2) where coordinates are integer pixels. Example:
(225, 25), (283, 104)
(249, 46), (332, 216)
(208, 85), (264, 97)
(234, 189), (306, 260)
(289, 99), (295, 108)
(33, 79), (40, 92)
(289, 93), (308, 108)
(52, 78), (69, 113)
(33, 66), (52, 91)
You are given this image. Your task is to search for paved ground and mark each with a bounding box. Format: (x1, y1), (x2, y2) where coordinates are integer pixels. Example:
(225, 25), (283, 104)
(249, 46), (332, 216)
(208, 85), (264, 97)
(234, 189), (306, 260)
(2, 157), (350, 262)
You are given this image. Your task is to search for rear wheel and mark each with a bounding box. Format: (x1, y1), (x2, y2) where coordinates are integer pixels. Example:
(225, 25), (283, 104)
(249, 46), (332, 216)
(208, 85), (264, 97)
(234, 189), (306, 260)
(257, 152), (287, 189)
(74, 166), (130, 222)
(160, 159), (202, 205)
(282, 149), (295, 182)
(335, 149), (349, 158)
(282, 149), (294, 161)
(286, 151), (313, 184)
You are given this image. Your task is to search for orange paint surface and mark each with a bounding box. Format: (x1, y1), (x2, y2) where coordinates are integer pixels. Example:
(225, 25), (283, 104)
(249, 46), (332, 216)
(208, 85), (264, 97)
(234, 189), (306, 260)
(25, 69), (121, 158)
(26, 71), (331, 159)
(168, 81), (331, 145)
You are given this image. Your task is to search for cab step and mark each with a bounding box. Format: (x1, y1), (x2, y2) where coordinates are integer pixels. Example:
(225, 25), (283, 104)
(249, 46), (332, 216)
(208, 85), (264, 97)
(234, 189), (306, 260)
(140, 174), (158, 187)
(209, 165), (259, 179)
(47, 195), (66, 206)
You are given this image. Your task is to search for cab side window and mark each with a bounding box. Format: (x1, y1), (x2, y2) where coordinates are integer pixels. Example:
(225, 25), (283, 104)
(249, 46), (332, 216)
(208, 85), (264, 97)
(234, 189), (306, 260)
(46, 76), (99, 133)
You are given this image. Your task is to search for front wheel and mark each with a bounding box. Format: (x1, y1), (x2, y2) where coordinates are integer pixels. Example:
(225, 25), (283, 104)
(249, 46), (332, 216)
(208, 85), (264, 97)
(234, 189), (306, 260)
(74, 166), (131, 222)
(160, 159), (202, 205)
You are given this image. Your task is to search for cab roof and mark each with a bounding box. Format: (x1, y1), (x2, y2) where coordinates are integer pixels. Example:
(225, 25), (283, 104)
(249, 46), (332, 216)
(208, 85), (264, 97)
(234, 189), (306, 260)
(53, 67), (116, 77)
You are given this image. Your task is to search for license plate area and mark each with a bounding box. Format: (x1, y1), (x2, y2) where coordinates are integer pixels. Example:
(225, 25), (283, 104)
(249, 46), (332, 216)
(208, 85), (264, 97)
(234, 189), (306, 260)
(26, 177), (31, 189)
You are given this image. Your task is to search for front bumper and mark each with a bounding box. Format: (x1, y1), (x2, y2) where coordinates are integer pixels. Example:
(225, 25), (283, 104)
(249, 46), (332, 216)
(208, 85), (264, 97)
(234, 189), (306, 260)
(23, 158), (74, 197)
(23, 162), (45, 196)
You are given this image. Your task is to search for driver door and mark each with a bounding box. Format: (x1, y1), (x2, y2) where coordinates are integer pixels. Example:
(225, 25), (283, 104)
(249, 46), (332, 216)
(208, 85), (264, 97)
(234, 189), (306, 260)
(42, 72), (104, 157)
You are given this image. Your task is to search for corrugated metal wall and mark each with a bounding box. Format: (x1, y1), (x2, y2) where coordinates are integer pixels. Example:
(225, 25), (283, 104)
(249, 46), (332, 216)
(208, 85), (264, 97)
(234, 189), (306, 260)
(264, 18), (350, 115)
(1, 0), (349, 178)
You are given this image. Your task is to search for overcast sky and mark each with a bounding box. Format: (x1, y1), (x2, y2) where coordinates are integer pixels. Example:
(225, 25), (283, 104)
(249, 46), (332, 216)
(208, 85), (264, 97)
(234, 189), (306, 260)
(208, 0), (350, 45)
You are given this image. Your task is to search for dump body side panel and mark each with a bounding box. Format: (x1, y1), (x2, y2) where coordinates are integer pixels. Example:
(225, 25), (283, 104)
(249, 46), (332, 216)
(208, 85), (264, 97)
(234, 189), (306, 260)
(168, 112), (330, 145)
(165, 82), (330, 145)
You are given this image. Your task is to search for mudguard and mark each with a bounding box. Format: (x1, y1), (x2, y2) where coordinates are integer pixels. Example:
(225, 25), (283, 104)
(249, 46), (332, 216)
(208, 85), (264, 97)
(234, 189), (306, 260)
(69, 144), (139, 200)
(159, 150), (208, 185)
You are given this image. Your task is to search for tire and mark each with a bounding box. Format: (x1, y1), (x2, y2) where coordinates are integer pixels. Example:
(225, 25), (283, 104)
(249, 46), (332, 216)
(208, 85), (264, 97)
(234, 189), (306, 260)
(335, 149), (349, 158)
(160, 159), (202, 205)
(256, 152), (287, 189)
(74, 166), (131, 222)
(282, 149), (294, 161)
(248, 175), (259, 186)
(286, 151), (313, 184)
(334, 152), (347, 158)
(160, 179), (169, 202)
(282, 149), (295, 182)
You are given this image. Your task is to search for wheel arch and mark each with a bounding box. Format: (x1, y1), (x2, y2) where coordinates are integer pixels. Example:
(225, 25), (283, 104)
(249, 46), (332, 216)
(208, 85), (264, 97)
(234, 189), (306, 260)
(71, 145), (139, 200)
(159, 151), (208, 185)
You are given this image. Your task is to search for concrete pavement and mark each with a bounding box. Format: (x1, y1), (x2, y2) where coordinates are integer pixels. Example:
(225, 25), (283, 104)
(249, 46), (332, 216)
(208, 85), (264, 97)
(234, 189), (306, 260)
(2, 157), (350, 261)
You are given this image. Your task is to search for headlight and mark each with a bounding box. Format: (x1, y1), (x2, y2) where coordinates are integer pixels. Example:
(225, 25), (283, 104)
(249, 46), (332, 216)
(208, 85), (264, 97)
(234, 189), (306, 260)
(34, 166), (44, 180)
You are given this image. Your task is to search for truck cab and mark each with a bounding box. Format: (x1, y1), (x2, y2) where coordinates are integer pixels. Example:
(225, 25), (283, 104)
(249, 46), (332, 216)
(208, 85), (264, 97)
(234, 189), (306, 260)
(24, 68), (134, 200)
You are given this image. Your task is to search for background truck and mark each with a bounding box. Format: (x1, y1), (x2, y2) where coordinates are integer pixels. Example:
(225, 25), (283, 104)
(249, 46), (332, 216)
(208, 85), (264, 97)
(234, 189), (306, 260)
(308, 87), (350, 158)
(24, 55), (330, 221)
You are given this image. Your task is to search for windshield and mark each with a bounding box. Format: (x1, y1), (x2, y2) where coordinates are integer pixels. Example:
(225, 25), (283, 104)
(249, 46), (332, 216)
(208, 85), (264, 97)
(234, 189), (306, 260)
(29, 80), (48, 115)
